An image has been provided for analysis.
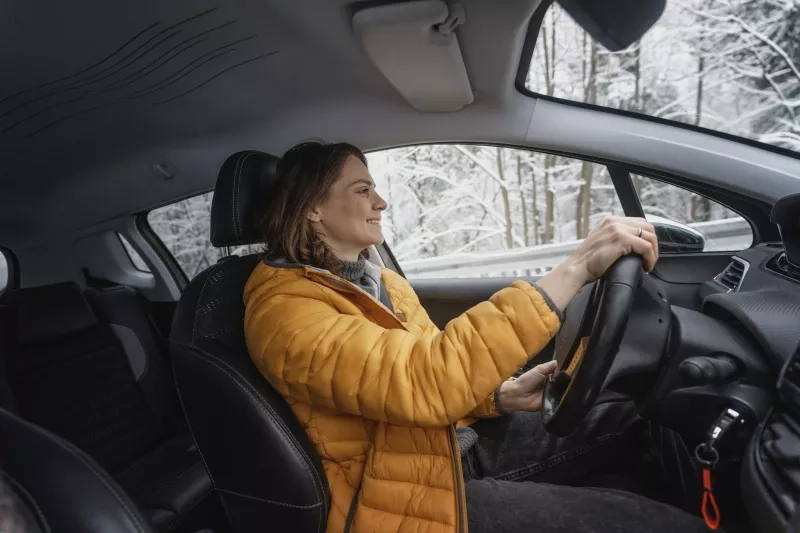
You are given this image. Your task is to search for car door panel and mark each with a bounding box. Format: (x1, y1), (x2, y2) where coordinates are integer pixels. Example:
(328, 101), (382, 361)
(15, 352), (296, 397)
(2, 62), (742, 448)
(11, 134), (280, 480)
(411, 277), (541, 329)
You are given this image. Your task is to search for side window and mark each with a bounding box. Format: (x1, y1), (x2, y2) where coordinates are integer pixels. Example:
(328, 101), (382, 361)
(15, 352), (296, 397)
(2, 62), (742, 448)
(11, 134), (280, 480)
(148, 192), (220, 279)
(367, 145), (623, 278)
(147, 192), (263, 279)
(0, 249), (8, 293)
(633, 175), (752, 253)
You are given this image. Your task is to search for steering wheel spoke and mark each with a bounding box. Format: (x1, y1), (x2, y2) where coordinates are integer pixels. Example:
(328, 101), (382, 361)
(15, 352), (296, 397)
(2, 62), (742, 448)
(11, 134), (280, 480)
(542, 254), (644, 436)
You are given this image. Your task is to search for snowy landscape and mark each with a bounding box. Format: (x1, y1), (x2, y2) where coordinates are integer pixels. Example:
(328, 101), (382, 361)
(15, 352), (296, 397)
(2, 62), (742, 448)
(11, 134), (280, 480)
(148, 0), (793, 278)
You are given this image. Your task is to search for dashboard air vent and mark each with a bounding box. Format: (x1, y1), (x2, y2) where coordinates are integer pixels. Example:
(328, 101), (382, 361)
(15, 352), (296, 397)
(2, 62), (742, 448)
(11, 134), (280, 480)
(714, 257), (749, 292)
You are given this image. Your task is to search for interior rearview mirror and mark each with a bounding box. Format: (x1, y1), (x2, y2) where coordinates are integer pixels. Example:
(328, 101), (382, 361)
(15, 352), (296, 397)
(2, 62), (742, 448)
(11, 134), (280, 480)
(555, 0), (666, 51)
(650, 217), (706, 254)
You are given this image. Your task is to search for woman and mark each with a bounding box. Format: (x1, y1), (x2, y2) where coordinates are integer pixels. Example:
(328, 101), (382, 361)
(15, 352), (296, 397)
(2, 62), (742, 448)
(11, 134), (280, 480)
(244, 142), (709, 533)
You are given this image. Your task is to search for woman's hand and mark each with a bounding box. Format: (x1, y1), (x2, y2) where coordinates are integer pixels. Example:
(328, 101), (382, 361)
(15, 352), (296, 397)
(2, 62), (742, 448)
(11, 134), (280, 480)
(568, 216), (658, 282)
(536, 217), (658, 311)
(496, 360), (558, 412)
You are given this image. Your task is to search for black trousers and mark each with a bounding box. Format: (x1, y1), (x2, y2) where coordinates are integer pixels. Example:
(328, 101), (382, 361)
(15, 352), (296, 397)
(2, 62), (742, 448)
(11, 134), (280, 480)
(459, 398), (714, 533)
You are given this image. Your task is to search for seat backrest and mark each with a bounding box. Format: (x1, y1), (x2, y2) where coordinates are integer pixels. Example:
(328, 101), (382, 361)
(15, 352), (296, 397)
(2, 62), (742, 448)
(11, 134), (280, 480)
(170, 151), (329, 533)
(0, 407), (154, 533)
(85, 284), (183, 432)
(4, 282), (167, 472)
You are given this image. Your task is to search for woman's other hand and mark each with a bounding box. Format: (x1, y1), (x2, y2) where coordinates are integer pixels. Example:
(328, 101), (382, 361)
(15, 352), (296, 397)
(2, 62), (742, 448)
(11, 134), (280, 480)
(537, 217), (657, 312)
(497, 360), (558, 412)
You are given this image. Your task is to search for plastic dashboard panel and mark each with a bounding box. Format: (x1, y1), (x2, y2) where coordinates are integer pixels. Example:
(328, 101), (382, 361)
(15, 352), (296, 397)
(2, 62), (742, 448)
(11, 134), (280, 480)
(701, 244), (800, 370)
(742, 349), (800, 532)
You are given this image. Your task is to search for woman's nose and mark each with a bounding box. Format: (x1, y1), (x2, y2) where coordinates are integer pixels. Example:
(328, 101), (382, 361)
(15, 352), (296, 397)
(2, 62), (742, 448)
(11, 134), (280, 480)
(374, 192), (387, 211)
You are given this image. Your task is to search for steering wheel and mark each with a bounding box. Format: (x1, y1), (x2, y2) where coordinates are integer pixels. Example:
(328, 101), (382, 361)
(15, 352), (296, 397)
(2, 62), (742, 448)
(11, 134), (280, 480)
(542, 254), (644, 436)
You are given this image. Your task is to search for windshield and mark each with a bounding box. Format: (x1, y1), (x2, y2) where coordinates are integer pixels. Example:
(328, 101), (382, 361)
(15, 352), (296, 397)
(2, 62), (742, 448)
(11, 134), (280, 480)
(524, 1), (800, 154)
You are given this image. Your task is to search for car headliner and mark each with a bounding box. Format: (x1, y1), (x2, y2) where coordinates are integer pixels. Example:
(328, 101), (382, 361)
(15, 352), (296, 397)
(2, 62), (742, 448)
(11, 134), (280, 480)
(0, 0), (541, 245)
(2, 0), (800, 252)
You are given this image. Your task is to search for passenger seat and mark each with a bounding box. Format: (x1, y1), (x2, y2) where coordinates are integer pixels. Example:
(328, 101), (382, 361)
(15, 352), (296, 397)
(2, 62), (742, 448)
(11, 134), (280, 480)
(2, 282), (222, 532)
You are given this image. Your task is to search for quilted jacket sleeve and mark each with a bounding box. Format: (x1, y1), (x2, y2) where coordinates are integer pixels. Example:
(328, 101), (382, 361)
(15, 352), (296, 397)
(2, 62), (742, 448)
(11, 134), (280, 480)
(468, 392), (502, 418)
(245, 280), (561, 428)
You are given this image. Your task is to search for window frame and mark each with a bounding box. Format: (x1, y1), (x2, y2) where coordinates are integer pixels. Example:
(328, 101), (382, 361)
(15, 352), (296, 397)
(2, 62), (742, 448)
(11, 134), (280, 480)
(514, 1), (800, 164)
(116, 232), (151, 273)
(137, 207), (191, 291)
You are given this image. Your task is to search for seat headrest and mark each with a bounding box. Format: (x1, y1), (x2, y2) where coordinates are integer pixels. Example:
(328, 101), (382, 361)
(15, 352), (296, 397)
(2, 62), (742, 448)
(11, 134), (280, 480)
(8, 282), (99, 343)
(210, 150), (280, 247)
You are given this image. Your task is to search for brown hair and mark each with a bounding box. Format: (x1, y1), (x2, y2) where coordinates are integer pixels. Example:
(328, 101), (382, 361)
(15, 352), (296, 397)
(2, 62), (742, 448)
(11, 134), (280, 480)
(259, 141), (369, 272)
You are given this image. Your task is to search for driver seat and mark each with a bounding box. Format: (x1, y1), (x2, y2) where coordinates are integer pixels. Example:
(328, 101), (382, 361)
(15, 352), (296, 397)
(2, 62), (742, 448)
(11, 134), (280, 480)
(170, 151), (329, 533)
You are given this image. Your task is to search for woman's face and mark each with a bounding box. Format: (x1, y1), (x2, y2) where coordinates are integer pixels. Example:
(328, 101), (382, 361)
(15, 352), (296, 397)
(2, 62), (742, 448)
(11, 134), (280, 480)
(308, 155), (387, 261)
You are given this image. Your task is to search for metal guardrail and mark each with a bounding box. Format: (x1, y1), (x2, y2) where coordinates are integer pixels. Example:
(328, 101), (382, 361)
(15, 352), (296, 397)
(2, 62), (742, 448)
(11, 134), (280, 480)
(403, 218), (753, 278)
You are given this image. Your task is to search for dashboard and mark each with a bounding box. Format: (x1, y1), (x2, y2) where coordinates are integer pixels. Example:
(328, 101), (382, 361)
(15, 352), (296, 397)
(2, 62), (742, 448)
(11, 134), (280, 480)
(700, 243), (800, 371)
(695, 240), (800, 531)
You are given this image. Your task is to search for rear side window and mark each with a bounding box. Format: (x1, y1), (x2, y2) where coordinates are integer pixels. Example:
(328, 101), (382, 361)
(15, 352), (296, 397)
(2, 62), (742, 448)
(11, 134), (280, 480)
(148, 192), (220, 279)
(147, 193), (262, 279)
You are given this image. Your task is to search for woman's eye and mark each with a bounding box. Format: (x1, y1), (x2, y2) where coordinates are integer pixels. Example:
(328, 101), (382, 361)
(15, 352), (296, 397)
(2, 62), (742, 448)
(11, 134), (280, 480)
(358, 189), (370, 195)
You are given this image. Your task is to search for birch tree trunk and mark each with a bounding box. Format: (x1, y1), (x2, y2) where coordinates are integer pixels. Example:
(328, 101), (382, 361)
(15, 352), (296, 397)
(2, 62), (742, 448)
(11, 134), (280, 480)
(580, 39), (598, 237)
(517, 154), (530, 247)
(496, 148), (514, 249)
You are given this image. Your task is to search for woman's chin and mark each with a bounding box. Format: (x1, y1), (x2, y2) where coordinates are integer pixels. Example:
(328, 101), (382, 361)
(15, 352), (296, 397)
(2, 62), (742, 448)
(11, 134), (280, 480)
(366, 228), (384, 244)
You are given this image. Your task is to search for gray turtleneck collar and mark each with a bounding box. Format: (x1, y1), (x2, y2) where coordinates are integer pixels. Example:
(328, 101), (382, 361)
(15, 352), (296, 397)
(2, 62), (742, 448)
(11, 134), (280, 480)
(338, 259), (367, 283)
(337, 257), (382, 300)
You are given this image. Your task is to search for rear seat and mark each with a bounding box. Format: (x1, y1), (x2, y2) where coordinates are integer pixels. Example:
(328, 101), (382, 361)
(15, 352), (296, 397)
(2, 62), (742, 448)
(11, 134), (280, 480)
(2, 282), (216, 532)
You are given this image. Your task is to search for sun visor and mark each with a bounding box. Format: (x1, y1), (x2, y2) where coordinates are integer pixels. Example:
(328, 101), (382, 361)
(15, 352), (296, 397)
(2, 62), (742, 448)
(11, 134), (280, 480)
(353, 1), (474, 112)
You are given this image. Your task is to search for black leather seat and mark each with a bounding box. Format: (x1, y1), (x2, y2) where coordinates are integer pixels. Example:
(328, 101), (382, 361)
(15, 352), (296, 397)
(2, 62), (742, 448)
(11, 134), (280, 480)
(170, 151), (329, 533)
(0, 406), (154, 533)
(2, 282), (219, 532)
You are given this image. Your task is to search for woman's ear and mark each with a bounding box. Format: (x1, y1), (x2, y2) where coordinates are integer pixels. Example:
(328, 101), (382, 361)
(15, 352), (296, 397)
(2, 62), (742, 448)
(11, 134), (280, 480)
(307, 206), (322, 223)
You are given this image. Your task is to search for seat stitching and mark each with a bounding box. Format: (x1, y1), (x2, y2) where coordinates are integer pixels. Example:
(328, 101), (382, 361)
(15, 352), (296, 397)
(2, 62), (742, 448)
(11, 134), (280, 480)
(161, 488), (213, 533)
(191, 262), (224, 346)
(172, 368), (217, 488)
(172, 341), (326, 509)
(231, 152), (250, 243)
(233, 151), (256, 243)
(236, 151), (255, 242)
(217, 488), (323, 509)
(192, 347), (328, 519)
(36, 427), (150, 533)
(3, 473), (52, 533)
(181, 344), (325, 501)
(145, 459), (203, 500)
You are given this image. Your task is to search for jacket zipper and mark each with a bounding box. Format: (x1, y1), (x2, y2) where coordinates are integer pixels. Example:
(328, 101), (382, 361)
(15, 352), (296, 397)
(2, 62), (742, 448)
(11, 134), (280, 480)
(308, 268), (464, 531)
(344, 481), (362, 533)
(448, 425), (468, 533)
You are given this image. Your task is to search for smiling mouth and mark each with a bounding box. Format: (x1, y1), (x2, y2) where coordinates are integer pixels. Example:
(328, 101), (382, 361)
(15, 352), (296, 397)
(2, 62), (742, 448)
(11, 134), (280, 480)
(367, 219), (381, 225)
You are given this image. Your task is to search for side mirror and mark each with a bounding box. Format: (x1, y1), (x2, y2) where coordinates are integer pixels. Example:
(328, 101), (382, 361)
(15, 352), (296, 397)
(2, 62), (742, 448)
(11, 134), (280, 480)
(649, 217), (705, 254)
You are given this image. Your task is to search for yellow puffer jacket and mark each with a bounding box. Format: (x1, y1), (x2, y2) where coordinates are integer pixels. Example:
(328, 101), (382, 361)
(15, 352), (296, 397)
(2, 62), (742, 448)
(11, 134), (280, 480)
(244, 261), (561, 533)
